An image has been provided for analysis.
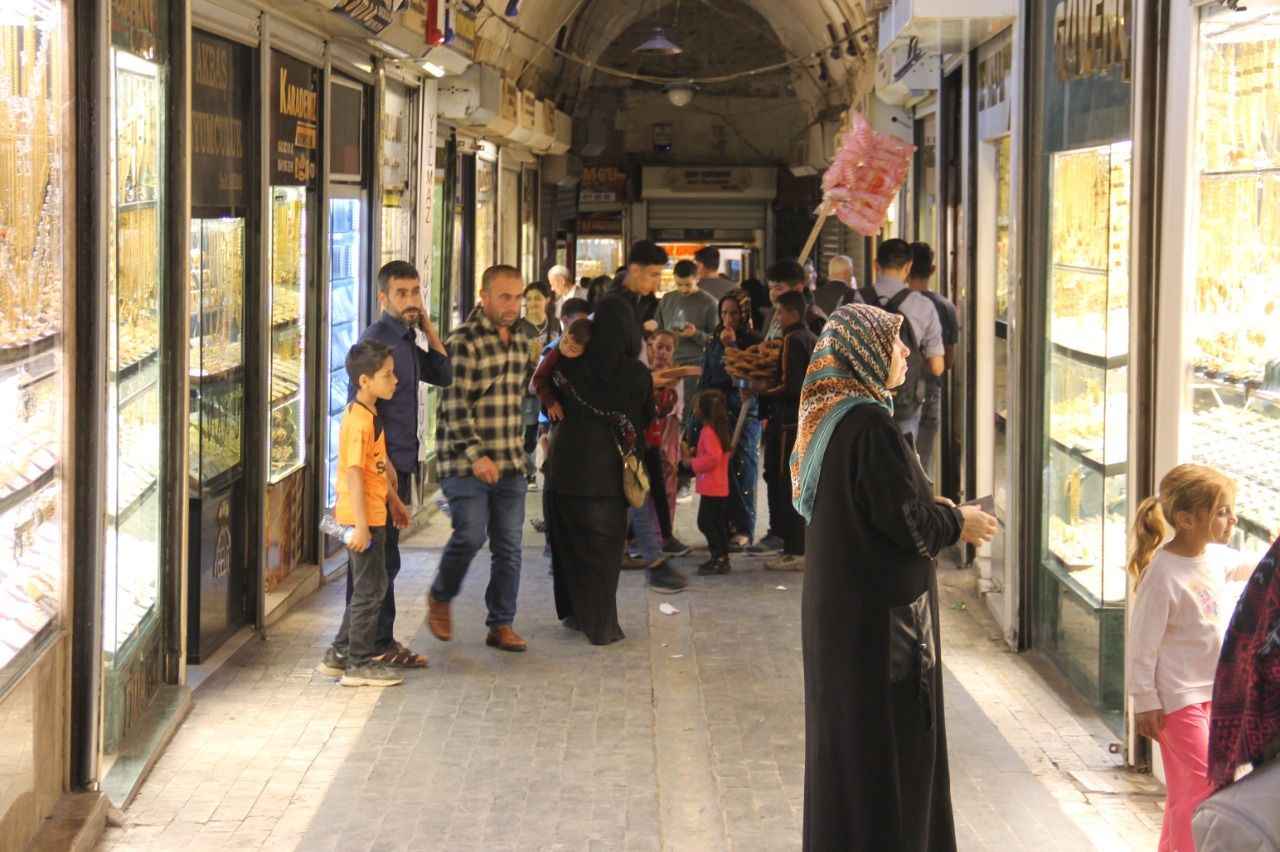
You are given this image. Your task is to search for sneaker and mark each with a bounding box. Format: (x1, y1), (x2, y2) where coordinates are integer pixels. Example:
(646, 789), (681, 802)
(622, 556), (651, 571)
(696, 557), (729, 576)
(526, 475), (539, 492)
(728, 534), (749, 553)
(648, 563), (688, 594)
(746, 535), (784, 555)
(530, 517), (547, 533)
(340, 662), (404, 687)
(765, 554), (806, 572)
(662, 536), (692, 556)
(676, 483), (694, 504)
(316, 646), (347, 677)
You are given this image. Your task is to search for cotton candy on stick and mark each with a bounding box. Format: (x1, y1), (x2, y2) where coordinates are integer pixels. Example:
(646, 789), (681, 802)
(821, 111), (915, 237)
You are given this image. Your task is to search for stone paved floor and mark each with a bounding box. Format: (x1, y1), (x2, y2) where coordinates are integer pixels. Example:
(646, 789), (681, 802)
(98, 493), (1163, 852)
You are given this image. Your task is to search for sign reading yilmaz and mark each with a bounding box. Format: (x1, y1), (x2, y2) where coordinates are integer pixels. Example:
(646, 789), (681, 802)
(271, 52), (320, 185)
(192, 31), (248, 209)
(1054, 0), (1131, 81)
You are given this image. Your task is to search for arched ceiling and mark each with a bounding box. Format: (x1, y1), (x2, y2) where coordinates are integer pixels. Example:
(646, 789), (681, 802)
(470, 0), (876, 112)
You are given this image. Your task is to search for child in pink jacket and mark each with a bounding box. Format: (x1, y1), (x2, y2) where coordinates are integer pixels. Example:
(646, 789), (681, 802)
(686, 390), (732, 576)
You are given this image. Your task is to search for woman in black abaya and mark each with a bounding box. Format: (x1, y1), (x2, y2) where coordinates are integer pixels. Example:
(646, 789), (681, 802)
(790, 304), (996, 851)
(543, 298), (653, 644)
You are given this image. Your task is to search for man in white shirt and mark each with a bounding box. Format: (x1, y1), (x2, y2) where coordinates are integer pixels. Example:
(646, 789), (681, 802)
(858, 239), (944, 445)
(547, 264), (586, 318)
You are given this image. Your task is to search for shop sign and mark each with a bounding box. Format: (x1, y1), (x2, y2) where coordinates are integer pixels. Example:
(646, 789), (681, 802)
(577, 212), (623, 235)
(111, 0), (166, 61)
(500, 78), (519, 126)
(331, 0), (406, 34)
(667, 168), (751, 193)
(270, 52), (320, 186)
(381, 85), (410, 193)
(192, 31), (248, 209)
(1054, 0), (1131, 81)
(580, 165), (628, 204)
(977, 39), (1013, 141)
(520, 91), (538, 133)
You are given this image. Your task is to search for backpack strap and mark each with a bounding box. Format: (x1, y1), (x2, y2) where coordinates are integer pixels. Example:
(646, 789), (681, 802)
(858, 286), (880, 307)
(884, 288), (913, 314)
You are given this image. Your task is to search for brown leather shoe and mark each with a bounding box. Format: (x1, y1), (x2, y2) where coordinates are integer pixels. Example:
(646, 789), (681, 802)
(426, 594), (452, 642)
(486, 625), (527, 653)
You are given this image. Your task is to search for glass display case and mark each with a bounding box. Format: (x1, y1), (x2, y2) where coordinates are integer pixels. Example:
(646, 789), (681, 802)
(521, 168), (538, 281)
(575, 236), (624, 282)
(379, 81), (414, 268)
(0, 6), (66, 671)
(1042, 142), (1132, 608)
(189, 218), (245, 488)
(269, 186), (307, 481)
(995, 136), (1013, 324)
(1185, 7), (1280, 553)
(105, 47), (165, 658)
(326, 194), (364, 507)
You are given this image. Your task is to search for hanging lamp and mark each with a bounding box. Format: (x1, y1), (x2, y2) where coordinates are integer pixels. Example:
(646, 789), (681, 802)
(635, 27), (683, 56)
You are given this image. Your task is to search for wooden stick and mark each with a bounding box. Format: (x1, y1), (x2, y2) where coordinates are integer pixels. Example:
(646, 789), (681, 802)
(729, 392), (752, 452)
(797, 204), (831, 266)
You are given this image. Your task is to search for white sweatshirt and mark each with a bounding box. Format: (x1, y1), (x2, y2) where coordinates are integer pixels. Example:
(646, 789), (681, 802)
(1126, 544), (1249, 715)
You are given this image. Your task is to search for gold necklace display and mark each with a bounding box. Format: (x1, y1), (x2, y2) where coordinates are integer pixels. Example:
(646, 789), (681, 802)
(269, 188), (307, 477)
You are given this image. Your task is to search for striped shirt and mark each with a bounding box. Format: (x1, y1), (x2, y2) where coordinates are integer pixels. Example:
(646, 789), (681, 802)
(434, 308), (532, 480)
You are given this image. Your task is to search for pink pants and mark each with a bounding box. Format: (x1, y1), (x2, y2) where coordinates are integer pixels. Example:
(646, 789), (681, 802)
(1157, 701), (1214, 852)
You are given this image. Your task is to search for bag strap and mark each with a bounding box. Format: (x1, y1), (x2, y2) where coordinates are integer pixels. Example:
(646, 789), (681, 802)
(885, 288), (912, 314)
(552, 372), (635, 459)
(858, 286), (879, 306)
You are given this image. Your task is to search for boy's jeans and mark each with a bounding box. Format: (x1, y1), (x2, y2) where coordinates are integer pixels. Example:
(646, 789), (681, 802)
(629, 495), (663, 562)
(333, 526), (389, 666)
(430, 473), (527, 628)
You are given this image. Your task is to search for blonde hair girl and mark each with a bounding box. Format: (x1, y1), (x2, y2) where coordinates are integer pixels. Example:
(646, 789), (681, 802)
(1125, 463), (1254, 852)
(1128, 463), (1237, 583)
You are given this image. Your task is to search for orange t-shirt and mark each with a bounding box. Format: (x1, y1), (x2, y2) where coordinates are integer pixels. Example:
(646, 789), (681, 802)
(334, 401), (389, 527)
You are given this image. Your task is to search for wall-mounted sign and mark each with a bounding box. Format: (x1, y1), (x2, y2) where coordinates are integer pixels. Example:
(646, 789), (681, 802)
(112, 0), (167, 60)
(1054, 0), (1131, 81)
(192, 31), (248, 210)
(381, 82), (410, 193)
(270, 51), (320, 186)
(977, 37), (1013, 141)
(642, 166), (778, 200)
(577, 211), (623, 236)
(580, 165), (628, 204)
(331, 77), (366, 183)
(500, 78), (519, 126)
(332, 0), (406, 33)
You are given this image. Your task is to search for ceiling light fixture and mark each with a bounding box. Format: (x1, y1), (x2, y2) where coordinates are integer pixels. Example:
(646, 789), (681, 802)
(420, 60), (447, 78)
(635, 27), (683, 56)
(666, 85), (694, 107)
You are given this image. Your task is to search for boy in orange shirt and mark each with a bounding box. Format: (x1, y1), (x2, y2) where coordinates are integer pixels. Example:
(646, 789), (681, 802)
(317, 340), (412, 686)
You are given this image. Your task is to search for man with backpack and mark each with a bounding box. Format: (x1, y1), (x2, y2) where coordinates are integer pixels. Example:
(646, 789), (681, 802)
(859, 239), (945, 450)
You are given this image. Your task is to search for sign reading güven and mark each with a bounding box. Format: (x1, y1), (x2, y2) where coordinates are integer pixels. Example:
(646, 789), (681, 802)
(192, 31), (248, 210)
(270, 52), (320, 186)
(112, 0), (167, 60)
(1054, 0), (1131, 82)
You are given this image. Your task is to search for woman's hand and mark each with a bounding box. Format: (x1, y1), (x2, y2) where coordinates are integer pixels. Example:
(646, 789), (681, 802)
(1135, 709), (1165, 740)
(547, 401), (565, 422)
(957, 505), (998, 545)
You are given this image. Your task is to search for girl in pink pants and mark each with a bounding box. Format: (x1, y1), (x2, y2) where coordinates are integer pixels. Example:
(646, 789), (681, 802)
(1125, 465), (1255, 851)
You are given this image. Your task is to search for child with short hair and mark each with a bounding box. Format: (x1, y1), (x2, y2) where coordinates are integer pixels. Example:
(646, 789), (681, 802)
(1126, 463), (1256, 851)
(530, 316), (592, 422)
(685, 390), (733, 575)
(317, 340), (410, 687)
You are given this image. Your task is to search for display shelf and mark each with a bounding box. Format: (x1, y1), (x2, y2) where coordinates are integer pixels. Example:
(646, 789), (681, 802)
(1047, 433), (1125, 477)
(107, 466), (158, 527)
(112, 346), (160, 383)
(118, 199), (159, 213)
(995, 319), (1009, 341)
(1049, 331), (1129, 371)
(0, 333), (58, 369)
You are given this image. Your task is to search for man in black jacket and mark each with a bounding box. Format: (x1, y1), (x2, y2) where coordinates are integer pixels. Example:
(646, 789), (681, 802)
(599, 241), (688, 593)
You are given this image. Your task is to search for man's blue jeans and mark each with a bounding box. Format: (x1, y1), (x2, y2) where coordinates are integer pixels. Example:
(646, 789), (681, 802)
(628, 495), (663, 562)
(431, 473), (527, 628)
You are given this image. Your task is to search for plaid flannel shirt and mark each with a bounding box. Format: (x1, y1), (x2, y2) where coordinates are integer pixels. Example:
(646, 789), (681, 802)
(435, 308), (532, 480)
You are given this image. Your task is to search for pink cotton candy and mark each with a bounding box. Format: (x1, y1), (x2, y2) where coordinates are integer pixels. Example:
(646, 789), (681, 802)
(821, 111), (915, 237)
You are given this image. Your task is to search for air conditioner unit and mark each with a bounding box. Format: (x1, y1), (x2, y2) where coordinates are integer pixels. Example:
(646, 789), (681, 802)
(529, 99), (555, 153)
(878, 0), (1015, 55)
(510, 90), (538, 145)
(549, 110), (572, 156)
(543, 153), (581, 188)
(875, 41), (941, 105)
(437, 64), (515, 138)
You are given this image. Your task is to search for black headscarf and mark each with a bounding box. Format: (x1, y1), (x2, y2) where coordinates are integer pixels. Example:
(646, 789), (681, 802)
(558, 294), (651, 432)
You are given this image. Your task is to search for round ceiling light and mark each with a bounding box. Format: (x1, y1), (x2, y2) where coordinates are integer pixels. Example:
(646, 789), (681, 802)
(666, 86), (694, 107)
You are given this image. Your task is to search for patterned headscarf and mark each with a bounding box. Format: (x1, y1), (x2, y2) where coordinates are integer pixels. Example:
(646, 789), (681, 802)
(1208, 537), (1280, 787)
(790, 303), (902, 522)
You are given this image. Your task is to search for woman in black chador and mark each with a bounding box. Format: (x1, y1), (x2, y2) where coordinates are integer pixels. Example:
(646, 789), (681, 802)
(543, 297), (653, 644)
(789, 304), (996, 851)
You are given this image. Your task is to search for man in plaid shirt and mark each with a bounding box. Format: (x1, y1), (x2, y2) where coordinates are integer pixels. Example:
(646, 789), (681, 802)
(428, 265), (534, 652)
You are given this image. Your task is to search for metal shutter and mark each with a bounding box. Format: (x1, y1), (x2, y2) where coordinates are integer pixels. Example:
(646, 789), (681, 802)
(646, 200), (768, 231)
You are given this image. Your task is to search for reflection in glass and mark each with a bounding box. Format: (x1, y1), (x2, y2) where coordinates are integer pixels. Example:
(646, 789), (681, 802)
(574, 237), (624, 283)
(104, 46), (165, 658)
(521, 169), (538, 281)
(1188, 9), (1280, 551)
(326, 197), (363, 507)
(994, 136), (1013, 323)
(0, 6), (65, 669)
(189, 219), (245, 488)
(269, 186), (307, 481)
(475, 158), (496, 302)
